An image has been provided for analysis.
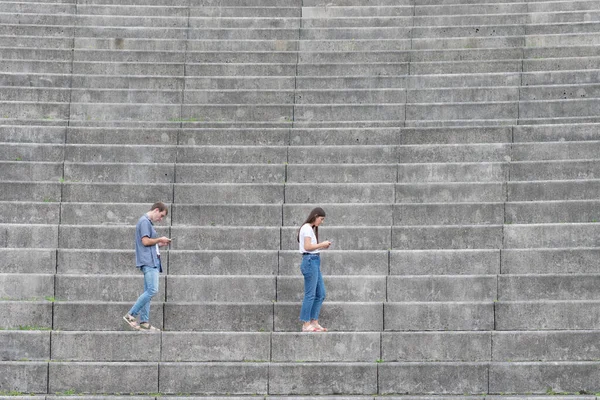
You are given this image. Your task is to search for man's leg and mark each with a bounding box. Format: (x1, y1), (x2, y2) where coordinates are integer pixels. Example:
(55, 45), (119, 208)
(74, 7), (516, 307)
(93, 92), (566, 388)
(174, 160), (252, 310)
(128, 266), (158, 321)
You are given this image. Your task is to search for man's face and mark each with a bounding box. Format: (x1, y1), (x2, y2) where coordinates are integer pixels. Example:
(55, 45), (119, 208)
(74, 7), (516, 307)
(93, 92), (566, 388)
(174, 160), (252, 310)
(151, 208), (168, 223)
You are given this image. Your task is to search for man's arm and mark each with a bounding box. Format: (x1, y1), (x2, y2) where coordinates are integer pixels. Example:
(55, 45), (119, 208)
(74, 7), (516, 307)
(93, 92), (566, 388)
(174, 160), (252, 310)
(141, 236), (171, 246)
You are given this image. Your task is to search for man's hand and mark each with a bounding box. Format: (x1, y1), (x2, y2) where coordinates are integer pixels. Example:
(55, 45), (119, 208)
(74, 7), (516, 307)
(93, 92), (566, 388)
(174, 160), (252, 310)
(158, 237), (172, 246)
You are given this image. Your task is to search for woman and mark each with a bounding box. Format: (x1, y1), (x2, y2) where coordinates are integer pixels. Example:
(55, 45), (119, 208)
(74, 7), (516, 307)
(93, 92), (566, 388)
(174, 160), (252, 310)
(297, 207), (331, 332)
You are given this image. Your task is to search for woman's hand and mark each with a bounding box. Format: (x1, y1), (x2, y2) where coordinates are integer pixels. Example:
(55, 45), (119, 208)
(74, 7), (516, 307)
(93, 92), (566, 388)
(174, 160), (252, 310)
(320, 240), (332, 249)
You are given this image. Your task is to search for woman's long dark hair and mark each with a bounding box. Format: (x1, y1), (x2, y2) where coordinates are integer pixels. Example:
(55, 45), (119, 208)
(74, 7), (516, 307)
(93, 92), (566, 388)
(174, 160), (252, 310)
(297, 207), (326, 243)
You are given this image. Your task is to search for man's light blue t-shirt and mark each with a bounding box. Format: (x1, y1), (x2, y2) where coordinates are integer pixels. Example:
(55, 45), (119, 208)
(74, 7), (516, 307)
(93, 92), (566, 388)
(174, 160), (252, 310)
(135, 215), (161, 272)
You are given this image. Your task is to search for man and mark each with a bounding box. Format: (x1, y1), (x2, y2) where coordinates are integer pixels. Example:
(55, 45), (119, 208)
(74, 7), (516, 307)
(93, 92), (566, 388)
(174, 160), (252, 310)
(123, 202), (171, 331)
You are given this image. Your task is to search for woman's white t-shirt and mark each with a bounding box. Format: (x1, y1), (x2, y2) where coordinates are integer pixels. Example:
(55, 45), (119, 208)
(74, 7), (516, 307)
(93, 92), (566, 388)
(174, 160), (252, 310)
(299, 223), (318, 254)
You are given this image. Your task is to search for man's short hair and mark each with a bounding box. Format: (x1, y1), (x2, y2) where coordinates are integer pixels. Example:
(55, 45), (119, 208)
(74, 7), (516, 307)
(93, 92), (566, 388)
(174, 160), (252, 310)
(150, 202), (168, 216)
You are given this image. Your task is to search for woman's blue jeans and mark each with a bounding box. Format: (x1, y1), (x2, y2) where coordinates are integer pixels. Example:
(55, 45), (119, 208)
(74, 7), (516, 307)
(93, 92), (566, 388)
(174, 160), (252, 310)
(299, 254), (326, 322)
(128, 265), (159, 323)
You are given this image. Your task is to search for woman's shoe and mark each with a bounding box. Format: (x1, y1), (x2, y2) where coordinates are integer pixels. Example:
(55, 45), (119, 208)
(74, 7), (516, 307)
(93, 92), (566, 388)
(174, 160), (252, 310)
(313, 323), (328, 332)
(301, 324), (318, 332)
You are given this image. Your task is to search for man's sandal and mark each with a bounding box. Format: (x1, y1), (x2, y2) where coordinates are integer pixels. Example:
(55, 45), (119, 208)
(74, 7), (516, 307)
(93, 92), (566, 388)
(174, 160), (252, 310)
(139, 322), (160, 332)
(123, 314), (140, 330)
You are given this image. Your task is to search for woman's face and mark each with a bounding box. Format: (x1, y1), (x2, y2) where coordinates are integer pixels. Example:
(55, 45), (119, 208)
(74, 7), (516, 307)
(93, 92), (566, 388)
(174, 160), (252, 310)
(313, 215), (325, 227)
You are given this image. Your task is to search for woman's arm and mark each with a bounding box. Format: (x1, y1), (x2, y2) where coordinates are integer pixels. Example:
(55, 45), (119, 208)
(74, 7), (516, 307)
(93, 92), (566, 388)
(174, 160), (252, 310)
(304, 236), (331, 251)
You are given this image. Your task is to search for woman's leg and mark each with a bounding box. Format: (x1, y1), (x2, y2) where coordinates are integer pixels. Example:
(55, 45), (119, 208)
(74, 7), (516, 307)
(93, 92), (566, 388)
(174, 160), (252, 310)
(310, 261), (326, 321)
(299, 256), (318, 323)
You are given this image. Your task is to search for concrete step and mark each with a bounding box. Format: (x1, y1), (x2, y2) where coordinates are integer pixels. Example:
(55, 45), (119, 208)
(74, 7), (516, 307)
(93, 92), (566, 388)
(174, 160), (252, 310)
(510, 159), (600, 181)
(63, 162), (174, 183)
(66, 126), (178, 145)
(388, 275), (497, 301)
(504, 223), (600, 248)
(277, 276), (386, 302)
(167, 275), (276, 302)
(0, 301), (52, 330)
(285, 183), (394, 203)
(272, 332), (379, 362)
(414, 14), (526, 26)
(303, 16), (413, 28)
(396, 182), (506, 203)
(400, 126), (512, 144)
(281, 226), (390, 250)
(2, 248), (56, 274)
(398, 162), (508, 182)
(298, 51), (410, 63)
(405, 118), (517, 127)
(0, 182), (61, 202)
(175, 183), (283, 204)
(56, 249), (163, 275)
(392, 225), (503, 250)
(299, 39), (411, 52)
(508, 179), (600, 201)
(274, 302), (383, 331)
(0, 101), (69, 120)
(300, 27), (411, 40)
(492, 330), (600, 361)
(520, 99), (600, 120)
(176, 164), (285, 183)
(499, 274), (600, 300)
(506, 200), (600, 223)
(525, 57), (600, 72)
(73, 37), (186, 51)
(278, 250), (389, 276)
(412, 36), (524, 50)
(0, 201), (60, 224)
(382, 331), (491, 361)
(415, 3), (527, 16)
(0, 125), (66, 144)
(397, 143), (509, 162)
(496, 300), (600, 330)
(0, 273), (54, 300)
(408, 87), (518, 103)
(283, 204), (393, 226)
(0, 331), (50, 361)
(181, 128), (289, 146)
(70, 89), (182, 104)
(177, 145), (287, 163)
(296, 76), (406, 89)
(406, 102), (518, 122)
(523, 82), (600, 101)
(71, 62), (184, 76)
(57, 224), (168, 249)
(294, 105), (405, 122)
(61, 182), (173, 203)
(64, 144), (175, 163)
(172, 204), (282, 226)
(383, 301), (494, 331)
(512, 141), (600, 160)
(287, 145), (396, 164)
(0, 35), (72, 48)
(390, 249), (500, 275)
(523, 69), (600, 86)
(54, 274), (166, 302)
(528, 0), (600, 13)
(0, 361), (47, 394)
(192, 7), (300, 18)
(502, 248), (600, 274)
(297, 63), (409, 76)
(0, 223), (58, 248)
(395, 203), (504, 225)
(301, 6), (412, 18)
(287, 164), (396, 183)
(0, 86), (70, 103)
(413, 59), (521, 74)
(0, 143), (64, 162)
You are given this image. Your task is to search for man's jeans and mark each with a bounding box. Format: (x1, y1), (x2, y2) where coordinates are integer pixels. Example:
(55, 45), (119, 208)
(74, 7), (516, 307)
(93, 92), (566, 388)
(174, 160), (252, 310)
(128, 265), (159, 323)
(299, 254), (326, 322)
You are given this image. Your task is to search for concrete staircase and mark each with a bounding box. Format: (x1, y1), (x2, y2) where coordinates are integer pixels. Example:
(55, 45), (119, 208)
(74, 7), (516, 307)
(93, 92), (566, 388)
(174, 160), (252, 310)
(2, 0), (600, 397)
